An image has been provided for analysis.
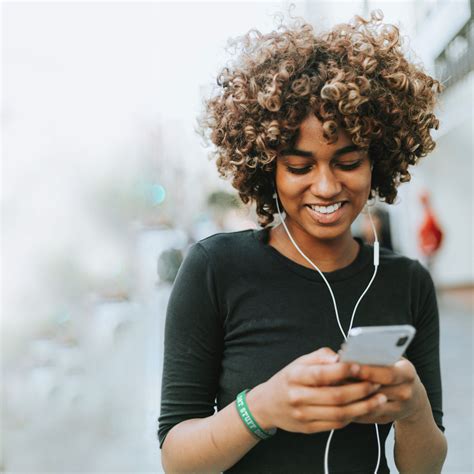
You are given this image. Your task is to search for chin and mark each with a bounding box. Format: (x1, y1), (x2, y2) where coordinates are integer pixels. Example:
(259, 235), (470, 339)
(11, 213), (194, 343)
(298, 222), (351, 242)
(310, 230), (350, 242)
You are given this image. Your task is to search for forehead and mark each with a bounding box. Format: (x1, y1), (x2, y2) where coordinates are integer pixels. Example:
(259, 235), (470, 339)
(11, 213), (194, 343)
(296, 114), (352, 148)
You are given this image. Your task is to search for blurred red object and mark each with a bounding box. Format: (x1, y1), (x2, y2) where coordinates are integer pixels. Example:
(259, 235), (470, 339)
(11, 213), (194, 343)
(418, 192), (443, 256)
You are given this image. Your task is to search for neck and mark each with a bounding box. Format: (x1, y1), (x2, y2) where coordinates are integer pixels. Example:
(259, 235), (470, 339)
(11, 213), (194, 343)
(271, 221), (360, 273)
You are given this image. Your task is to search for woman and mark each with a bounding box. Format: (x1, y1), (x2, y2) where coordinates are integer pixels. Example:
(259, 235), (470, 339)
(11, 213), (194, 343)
(158, 11), (447, 473)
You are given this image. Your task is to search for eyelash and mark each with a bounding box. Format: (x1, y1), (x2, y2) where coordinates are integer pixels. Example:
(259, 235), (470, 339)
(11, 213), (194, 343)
(286, 161), (363, 174)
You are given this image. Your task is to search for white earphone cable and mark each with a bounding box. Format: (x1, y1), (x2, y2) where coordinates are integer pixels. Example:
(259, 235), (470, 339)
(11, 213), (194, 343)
(273, 193), (381, 474)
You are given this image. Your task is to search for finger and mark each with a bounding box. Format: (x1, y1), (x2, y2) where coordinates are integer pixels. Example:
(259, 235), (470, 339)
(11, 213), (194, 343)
(299, 347), (339, 365)
(353, 401), (399, 424)
(356, 364), (407, 385)
(302, 393), (388, 423)
(376, 383), (413, 402)
(298, 362), (361, 386)
(288, 382), (381, 407)
(353, 401), (389, 423)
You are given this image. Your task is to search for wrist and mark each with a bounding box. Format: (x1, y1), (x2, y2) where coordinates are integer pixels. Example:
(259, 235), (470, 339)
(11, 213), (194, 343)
(245, 383), (276, 431)
(397, 381), (430, 426)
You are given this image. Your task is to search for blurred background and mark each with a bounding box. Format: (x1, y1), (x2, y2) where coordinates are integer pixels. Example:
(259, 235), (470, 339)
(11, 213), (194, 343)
(1, 0), (472, 472)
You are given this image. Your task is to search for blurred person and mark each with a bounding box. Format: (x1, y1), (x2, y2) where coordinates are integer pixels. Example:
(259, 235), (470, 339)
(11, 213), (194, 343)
(159, 11), (447, 474)
(157, 248), (184, 285)
(207, 190), (259, 232)
(359, 205), (394, 251)
(418, 190), (444, 272)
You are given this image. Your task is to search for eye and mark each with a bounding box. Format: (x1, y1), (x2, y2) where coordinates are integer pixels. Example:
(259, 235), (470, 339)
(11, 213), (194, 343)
(336, 160), (363, 171)
(285, 160), (364, 174)
(286, 166), (313, 175)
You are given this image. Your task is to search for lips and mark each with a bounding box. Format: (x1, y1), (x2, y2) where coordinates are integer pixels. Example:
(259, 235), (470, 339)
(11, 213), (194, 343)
(305, 202), (348, 225)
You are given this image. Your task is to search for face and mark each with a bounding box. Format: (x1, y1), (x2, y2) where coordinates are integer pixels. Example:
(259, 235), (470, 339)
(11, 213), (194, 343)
(275, 114), (372, 244)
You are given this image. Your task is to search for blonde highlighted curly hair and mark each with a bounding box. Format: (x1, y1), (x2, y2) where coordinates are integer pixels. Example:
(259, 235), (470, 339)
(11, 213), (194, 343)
(199, 11), (443, 227)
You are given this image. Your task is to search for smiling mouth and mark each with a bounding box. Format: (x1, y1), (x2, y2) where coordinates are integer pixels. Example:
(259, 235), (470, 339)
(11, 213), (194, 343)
(306, 202), (345, 214)
(305, 202), (348, 224)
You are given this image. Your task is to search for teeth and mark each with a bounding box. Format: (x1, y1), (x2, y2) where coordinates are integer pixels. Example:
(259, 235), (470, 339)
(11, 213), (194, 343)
(309, 202), (343, 214)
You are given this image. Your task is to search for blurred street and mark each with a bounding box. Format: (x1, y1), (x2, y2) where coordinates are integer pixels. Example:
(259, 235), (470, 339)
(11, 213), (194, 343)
(437, 292), (473, 473)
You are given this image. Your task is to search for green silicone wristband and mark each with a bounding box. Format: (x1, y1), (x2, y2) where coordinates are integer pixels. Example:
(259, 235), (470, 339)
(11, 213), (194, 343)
(235, 389), (277, 440)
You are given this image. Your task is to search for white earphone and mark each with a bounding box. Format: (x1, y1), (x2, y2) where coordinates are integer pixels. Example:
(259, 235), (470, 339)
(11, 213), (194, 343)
(272, 190), (381, 474)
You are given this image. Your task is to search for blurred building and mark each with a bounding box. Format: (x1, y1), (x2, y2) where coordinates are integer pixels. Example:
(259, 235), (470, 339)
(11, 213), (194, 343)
(399, 0), (473, 287)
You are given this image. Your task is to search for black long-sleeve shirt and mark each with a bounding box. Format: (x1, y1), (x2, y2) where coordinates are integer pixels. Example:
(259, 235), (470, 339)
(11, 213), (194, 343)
(158, 227), (444, 473)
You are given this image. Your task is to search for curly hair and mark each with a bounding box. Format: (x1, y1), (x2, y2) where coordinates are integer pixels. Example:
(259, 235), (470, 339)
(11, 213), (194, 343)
(198, 10), (443, 227)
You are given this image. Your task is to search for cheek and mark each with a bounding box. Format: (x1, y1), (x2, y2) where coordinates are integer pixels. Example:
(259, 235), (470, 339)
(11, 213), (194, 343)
(275, 171), (303, 198)
(349, 171), (372, 196)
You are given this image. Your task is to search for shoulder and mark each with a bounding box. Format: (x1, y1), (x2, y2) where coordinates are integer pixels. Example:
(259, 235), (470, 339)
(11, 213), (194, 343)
(376, 245), (436, 314)
(185, 228), (271, 283)
(378, 245), (430, 281)
(195, 228), (259, 260)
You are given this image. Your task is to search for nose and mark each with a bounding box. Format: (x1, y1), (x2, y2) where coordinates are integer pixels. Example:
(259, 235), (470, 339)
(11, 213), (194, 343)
(309, 166), (342, 199)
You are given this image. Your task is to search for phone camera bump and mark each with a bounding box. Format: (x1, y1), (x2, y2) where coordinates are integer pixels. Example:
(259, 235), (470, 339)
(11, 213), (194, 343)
(396, 336), (408, 347)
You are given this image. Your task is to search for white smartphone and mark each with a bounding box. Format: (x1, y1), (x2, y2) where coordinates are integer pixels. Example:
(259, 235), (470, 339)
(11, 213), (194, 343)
(338, 325), (416, 366)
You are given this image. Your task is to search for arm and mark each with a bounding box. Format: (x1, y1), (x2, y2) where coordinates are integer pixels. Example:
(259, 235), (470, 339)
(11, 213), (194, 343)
(393, 382), (447, 474)
(158, 243), (232, 472)
(353, 262), (447, 472)
(159, 243), (270, 472)
(353, 361), (447, 473)
(394, 262), (446, 473)
(161, 384), (267, 473)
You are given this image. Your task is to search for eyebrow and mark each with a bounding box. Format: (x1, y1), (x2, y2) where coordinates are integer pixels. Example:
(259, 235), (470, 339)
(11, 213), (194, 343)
(280, 144), (364, 159)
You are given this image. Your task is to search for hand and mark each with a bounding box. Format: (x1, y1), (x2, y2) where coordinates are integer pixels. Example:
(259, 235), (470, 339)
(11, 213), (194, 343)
(351, 358), (427, 425)
(247, 348), (388, 435)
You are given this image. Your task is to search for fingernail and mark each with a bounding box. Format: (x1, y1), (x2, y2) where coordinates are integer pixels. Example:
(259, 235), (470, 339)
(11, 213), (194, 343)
(372, 384), (381, 391)
(378, 394), (387, 404)
(350, 364), (360, 376)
